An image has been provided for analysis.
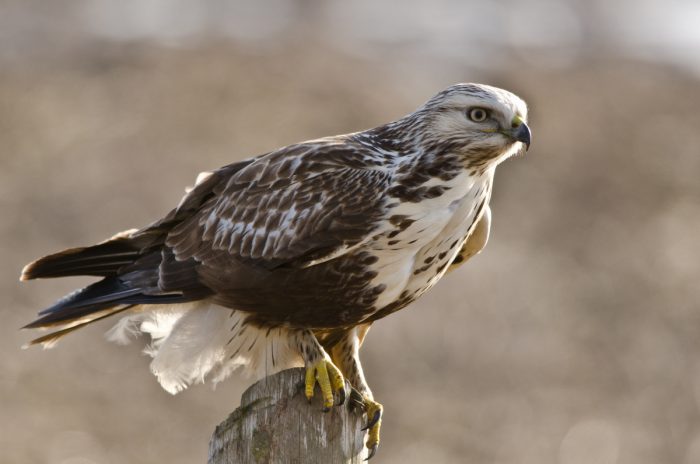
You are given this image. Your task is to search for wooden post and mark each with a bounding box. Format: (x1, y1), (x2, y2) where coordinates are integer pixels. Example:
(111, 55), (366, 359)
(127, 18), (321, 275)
(208, 368), (369, 463)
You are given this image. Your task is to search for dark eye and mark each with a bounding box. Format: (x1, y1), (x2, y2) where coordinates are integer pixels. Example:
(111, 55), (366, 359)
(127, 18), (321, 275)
(467, 107), (489, 122)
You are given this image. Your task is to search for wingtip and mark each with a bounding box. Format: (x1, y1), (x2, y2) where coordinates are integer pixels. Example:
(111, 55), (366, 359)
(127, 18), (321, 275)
(19, 262), (36, 281)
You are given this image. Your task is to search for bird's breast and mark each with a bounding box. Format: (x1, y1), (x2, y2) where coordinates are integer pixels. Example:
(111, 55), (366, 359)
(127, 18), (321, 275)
(365, 171), (493, 313)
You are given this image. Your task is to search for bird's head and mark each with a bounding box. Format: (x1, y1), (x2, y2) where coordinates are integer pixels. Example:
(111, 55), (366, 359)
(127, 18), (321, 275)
(410, 83), (530, 168)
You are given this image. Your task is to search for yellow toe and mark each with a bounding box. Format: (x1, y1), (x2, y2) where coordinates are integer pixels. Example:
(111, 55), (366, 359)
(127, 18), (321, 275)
(304, 358), (346, 410)
(362, 398), (382, 457)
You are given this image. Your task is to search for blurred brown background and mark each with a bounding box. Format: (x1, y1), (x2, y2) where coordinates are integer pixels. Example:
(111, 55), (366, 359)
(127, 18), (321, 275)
(2, 1), (700, 463)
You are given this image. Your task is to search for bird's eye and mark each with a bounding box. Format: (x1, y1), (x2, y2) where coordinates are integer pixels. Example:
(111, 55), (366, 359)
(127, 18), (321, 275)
(467, 107), (489, 122)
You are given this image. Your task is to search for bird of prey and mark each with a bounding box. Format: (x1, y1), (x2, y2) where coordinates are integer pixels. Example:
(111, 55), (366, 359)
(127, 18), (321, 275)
(21, 83), (530, 457)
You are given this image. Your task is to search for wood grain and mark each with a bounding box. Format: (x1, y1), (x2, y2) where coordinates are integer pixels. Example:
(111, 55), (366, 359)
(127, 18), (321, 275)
(208, 368), (368, 463)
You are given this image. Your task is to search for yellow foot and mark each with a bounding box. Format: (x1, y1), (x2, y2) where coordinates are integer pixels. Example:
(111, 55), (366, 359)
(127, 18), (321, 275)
(305, 357), (347, 411)
(361, 398), (383, 460)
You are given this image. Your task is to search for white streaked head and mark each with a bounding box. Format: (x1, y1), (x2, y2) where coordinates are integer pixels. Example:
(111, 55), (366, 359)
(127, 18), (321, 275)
(410, 83), (531, 165)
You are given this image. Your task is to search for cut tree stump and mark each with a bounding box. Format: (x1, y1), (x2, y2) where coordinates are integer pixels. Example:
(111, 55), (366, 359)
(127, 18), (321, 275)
(208, 368), (369, 463)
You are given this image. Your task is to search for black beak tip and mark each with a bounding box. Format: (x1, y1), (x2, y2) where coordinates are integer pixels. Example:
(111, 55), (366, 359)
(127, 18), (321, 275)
(514, 123), (531, 150)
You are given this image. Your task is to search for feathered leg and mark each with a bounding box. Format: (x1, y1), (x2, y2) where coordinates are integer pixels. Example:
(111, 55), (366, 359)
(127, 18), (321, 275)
(291, 329), (347, 411)
(329, 324), (382, 459)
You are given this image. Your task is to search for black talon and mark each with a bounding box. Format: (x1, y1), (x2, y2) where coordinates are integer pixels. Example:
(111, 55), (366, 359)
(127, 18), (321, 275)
(365, 444), (379, 461)
(361, 409), (381, 431)
(335, 384), (347, 406)
(348, 387), (364, 411)
(322, 404), (331, 413)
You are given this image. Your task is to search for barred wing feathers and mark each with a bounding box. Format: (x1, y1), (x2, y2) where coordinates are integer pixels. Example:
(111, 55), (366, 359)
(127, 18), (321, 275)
(165, 141), (394, 275)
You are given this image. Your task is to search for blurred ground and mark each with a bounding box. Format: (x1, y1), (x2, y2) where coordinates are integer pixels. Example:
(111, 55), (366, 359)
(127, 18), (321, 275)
(3, 2), (700, 464)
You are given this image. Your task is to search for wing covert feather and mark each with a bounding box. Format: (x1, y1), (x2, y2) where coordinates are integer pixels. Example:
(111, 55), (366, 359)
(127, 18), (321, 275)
(165, 142), (393, 269)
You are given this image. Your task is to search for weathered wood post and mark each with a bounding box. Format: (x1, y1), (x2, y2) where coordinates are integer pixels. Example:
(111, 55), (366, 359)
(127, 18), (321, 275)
(208, 368), (369, 463)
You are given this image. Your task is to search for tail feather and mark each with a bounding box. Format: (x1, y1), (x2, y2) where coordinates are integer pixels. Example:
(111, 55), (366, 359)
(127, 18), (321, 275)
(37, 278), (142, 316)
(21, 221), (208, 346)
(25, 278), (140, 328)
(21, 236), (141, 281)
(24, 305), (133, 349)
(24, 275), (190, 329)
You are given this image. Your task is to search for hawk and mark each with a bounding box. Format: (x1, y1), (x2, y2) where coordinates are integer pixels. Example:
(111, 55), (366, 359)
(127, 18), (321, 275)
(21, 83), (530, 457)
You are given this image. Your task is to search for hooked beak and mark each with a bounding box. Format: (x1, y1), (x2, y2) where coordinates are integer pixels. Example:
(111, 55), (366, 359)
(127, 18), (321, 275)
(508, 117), (531, 150)
(511, 122), (531, 150)
(481, 116), (532, 151)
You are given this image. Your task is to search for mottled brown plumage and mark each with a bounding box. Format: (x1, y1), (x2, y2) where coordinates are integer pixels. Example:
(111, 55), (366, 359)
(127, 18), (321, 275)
(21, 83), (530, 455)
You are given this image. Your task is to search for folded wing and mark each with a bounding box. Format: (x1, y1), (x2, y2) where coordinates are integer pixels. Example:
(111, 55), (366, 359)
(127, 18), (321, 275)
(23, 138), (394, 337)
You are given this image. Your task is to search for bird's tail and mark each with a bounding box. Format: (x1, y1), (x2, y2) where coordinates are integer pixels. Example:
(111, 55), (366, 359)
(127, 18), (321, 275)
(24, 305), (133, 349)
(21, 238), (303, 394)
(21, 230), (190, 348)
(20, 229), (150, 281)
(22, 274), (190, 348)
